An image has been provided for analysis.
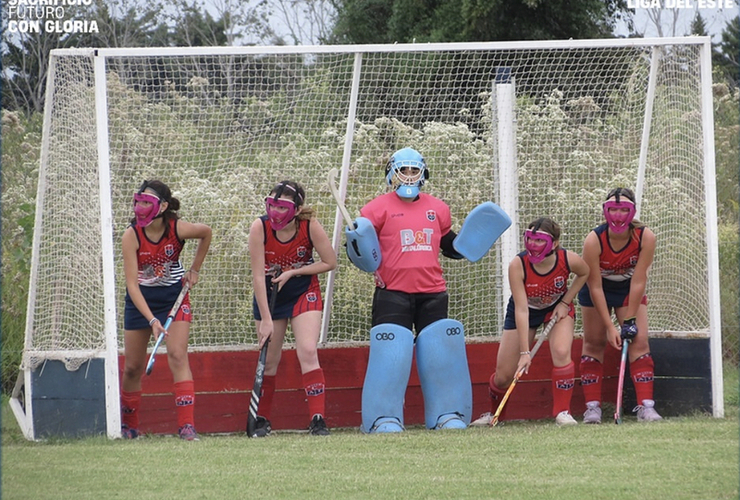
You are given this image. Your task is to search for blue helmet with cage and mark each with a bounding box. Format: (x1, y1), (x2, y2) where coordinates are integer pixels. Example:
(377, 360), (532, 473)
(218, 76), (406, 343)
(385, 147), (429, 199)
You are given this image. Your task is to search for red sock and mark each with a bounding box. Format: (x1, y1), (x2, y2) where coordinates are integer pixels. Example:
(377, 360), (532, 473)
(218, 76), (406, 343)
(259, 375), (277, 420)
(302, 368), (326, 418)
(579, 356), (603, 404)
(488, 373), (508, 417)
(174, 380), (195, 428)
(551, 362), (575, 416)
(121, 390), (142, 429)
(630, 353), (655, 404)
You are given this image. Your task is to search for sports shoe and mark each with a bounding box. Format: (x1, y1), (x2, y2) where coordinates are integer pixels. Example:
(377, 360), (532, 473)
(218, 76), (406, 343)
(121, 424), (140, 439)
(470, 412), (494, 426)
(634, 399), (663, 422)
(583, 401), (602, 424)
(251, 416), (272, 437)
(308, 414), (330, 436)
(178, 423), (200, 441)
(555, 411), (578, 426)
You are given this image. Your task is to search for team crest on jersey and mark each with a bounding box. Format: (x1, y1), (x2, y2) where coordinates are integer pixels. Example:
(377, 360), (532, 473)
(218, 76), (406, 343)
(297, 246), (307, 258)
(426, 210), (436, 221)
(164, 244), (175, 257)
(306, 292), (318, 303)
(630, 256), (639, 266)
(181, 304), (191, 315)
(554, 276), (565, 289)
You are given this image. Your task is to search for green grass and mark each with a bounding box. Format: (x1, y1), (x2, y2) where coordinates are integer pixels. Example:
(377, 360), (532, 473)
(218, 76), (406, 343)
(3, 367), (738, 500)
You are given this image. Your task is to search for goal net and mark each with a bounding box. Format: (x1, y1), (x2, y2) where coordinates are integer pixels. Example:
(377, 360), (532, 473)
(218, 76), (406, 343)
(17, 38), (722, 430)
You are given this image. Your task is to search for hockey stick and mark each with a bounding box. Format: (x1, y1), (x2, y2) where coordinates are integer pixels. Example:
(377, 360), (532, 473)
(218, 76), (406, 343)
(145, 282), (191, 376)
(490, 315), (558, 427)
(614, 338), (631, 424)
(247, 277), (280, 437)
(327, 168), (355, 230)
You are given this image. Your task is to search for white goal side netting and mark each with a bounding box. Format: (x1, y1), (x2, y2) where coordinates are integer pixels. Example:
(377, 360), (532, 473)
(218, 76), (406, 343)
(24, 39), (719, 371)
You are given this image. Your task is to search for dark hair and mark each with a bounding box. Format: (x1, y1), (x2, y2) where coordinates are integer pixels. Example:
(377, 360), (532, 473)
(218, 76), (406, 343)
(606, 187), (635, 203)
(269, 180), (314, 220)
(130, 179), (180, 231)
(527, 217), (561, 241)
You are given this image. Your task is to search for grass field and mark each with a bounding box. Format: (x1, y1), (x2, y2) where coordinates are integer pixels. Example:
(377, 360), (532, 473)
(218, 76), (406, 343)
(2, 367), (738, 500)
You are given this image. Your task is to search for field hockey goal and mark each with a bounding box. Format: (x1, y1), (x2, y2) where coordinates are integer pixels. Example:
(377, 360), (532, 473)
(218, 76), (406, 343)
(11, 37), (722, 439)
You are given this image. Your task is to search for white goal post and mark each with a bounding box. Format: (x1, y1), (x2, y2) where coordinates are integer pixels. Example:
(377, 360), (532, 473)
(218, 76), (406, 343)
(11, 37), (722, 439)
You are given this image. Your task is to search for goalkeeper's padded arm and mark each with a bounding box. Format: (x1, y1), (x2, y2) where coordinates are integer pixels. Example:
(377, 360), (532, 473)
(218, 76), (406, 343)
(441, 230), (464, 259)
(345, 217), (382, 272)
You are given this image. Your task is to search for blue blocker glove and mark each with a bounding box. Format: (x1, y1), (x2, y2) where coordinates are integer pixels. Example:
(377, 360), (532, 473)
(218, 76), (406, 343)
(620, 317), (638, 341)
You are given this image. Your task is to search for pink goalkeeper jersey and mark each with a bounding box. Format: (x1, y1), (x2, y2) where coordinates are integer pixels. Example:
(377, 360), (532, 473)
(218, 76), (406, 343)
(361, 192), (451, 294)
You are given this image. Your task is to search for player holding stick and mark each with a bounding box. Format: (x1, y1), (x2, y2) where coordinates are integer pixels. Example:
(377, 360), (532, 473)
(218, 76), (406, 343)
(472, 217), (589, 427)
(120, 180), (212, 440)
(578, 187), (662, 424)
(340, 148), (509, 433)
(248, 180), (337, 436)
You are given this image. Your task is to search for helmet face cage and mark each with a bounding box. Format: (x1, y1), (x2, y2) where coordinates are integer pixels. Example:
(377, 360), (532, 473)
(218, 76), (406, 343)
(524, 229), (554, 264)
(133, 181), (162, 227)
(602, 200), (636, 233)
(385, 148), (428, 199)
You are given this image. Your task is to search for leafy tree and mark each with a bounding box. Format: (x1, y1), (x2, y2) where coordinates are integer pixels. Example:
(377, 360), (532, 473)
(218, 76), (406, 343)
(717, 16), (739, 87)
(331, 0), (632, 44)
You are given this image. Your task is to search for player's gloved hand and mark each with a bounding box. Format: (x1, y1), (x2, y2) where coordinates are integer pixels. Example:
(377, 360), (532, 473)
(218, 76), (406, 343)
(620, 317), (638, 341)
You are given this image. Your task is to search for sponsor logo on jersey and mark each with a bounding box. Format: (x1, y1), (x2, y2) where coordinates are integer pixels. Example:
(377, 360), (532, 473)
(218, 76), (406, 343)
(399, 228), (433, 252)
(426, 210), (436, 221)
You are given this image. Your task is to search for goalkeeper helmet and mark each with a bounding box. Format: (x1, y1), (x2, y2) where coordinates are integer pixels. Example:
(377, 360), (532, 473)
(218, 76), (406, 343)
(385, 147), (428, 199)
(603, 187), (636, 234)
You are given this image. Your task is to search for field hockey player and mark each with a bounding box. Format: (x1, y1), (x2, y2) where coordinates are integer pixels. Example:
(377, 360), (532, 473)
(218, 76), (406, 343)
(578, 187), (662, 423)
(248, 180), (337, 436)
(472, 217), (589, 427)
(120, 180), (212, 441)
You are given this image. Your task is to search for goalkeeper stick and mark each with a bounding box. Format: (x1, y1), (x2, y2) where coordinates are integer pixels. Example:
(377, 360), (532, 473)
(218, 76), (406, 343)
(614, 339), (631, 424)
(247, 278), (280, 437)
(145, 282), (191, 376)
(327, 168), (355, 230)
(490, 315), (558, 427)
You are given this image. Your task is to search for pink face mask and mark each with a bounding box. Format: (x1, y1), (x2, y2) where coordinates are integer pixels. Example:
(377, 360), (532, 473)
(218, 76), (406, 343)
(603, 200), (636, 233)
(524, 229), (554, 264)
(265, 197), (297, 230)
(133, 192), (161, 227)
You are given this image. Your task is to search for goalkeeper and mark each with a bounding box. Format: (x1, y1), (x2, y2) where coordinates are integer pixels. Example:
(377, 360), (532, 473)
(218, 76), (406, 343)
(350, 147), (477, 433)
(120, 180), (212, 441)
(578, 187), (662, 424)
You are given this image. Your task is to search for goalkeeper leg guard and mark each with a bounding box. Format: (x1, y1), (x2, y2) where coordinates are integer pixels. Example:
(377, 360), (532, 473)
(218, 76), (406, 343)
(361, 324), (414, 433)
(416, 319), (472, 429)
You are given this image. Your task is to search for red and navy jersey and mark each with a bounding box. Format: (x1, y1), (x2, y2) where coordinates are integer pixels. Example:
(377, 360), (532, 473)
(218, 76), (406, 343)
(518, 248), (571, 310)
(261, 216), (318, 302)
(133, 218), (185, 287)
(593, 224), (644, 284)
